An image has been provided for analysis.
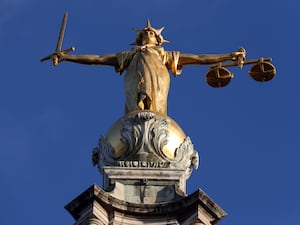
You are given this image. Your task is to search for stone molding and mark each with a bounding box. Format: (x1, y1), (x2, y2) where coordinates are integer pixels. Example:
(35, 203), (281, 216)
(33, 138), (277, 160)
(65, 184), (227, 225)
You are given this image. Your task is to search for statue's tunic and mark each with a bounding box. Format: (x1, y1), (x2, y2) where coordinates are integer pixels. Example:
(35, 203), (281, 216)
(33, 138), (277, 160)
(116, 45), (182, 115)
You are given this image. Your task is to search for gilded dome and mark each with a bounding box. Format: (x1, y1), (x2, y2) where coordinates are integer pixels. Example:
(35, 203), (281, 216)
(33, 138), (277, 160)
(105, 110), (186, 160)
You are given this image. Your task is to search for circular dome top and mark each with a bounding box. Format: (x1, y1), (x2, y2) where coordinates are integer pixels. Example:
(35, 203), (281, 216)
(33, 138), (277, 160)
(105, 111), (186, 160)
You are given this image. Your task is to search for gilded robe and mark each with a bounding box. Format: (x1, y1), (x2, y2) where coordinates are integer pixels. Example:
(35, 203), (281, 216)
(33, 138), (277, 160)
(116, 45), (181, 115)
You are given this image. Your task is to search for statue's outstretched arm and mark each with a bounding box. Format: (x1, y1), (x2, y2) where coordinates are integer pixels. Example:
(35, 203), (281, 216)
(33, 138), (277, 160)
(59, 53), (119, 66)
(179, 49), (245, 66)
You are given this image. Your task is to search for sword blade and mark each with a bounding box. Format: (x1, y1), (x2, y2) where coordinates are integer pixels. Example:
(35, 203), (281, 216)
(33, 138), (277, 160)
(56, 12), (68, 52)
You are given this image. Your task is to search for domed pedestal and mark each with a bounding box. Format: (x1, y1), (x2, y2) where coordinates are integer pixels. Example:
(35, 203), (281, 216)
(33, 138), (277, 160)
(92, 110), (199, 203)
(66, 111), (227, 225)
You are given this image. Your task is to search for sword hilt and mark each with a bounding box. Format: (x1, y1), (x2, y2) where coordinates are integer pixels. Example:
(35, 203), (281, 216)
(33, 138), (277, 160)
(40, 46), (75, 66)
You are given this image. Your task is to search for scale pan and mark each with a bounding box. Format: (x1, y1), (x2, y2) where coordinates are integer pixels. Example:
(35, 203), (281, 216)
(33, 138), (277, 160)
(248, 62), (276, 82)
(206, 67), (233, 88)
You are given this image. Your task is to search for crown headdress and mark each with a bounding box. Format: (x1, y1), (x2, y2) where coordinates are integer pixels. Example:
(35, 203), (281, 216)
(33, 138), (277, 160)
(133, 20), (169, 46)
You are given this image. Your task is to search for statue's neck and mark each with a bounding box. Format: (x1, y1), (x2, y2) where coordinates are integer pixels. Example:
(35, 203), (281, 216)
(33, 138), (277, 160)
(133, 45), (164, 52)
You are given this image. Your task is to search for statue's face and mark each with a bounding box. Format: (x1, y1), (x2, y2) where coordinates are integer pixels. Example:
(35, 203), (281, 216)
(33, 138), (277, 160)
(141, 30), (158, 45)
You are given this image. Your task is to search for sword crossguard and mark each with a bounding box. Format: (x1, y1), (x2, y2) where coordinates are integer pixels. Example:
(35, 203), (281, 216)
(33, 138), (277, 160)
(40, 47), (75, 66)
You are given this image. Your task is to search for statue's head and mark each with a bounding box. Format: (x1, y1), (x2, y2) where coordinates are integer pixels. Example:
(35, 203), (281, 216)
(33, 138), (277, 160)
(134, 20), (169, 46)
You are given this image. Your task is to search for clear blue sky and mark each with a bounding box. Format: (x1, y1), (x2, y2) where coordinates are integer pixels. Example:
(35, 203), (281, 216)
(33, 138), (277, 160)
(0, 1), (299, 224)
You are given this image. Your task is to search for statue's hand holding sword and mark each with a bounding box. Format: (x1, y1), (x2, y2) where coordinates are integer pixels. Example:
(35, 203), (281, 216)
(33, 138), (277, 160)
(40, 12), (75, 66)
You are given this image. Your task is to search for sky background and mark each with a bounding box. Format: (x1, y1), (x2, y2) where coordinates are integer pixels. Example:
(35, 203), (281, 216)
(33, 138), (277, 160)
(0, 0), (299, 224)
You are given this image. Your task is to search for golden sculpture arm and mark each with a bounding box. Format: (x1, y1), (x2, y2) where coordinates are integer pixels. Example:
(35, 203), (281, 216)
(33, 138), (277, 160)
(179, 48), (246, 66)
(60, 54), (119, 66)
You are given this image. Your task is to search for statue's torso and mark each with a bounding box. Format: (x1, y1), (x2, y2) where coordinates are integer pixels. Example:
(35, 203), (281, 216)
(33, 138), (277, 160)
(124, 46), (170, 114)
(116, 45), (181, 115)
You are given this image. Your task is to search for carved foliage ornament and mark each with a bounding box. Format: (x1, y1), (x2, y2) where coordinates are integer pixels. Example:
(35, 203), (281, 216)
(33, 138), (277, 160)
(92, 112), (199, 176)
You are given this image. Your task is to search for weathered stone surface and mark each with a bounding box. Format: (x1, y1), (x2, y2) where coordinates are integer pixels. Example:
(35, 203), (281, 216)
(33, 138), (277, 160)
(102, 166), (187, 203)
(65, 184), (227, 225)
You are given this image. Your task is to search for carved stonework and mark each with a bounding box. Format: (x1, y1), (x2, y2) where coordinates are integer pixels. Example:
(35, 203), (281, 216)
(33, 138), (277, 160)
(172, 136), (199, 178)
(65, 184), (227, 225)
(92, 136), (117, 173)
(92, 111), (199, 178)
(120, 111), (170, 161)
(118, 161), (170, 168)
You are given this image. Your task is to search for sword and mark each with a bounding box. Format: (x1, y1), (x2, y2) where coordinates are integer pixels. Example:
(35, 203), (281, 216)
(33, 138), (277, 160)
(40, 12), (75, 66)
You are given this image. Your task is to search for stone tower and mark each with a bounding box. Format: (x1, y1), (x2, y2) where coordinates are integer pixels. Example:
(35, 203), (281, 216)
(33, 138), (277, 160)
(65, 111), (227, 224)
(41, 15), (275, 225)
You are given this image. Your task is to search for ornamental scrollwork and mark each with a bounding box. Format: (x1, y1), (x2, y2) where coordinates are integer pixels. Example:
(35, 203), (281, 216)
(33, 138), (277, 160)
(92, 112), (199, 176)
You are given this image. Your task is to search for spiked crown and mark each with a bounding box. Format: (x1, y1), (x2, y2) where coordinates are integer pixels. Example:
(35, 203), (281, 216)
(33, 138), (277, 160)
(134, 20), (169, 46)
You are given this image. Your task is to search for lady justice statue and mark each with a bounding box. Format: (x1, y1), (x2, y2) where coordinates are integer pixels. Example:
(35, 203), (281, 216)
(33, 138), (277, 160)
(42, 15), (246, 116)
(41, 14), (275, 199)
